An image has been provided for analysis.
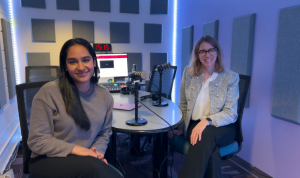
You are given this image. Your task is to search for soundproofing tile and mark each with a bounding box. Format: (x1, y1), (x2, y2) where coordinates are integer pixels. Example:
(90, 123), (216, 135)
(150, 53), (167, 71)
(0, 43), (7, 109)
(272, 5), (300, 124)
(27, 53), (51, 66)
(31, 19), (55, 42)
(125, 53), (142, 72)
(21, 0), (46, 8)
(144, 23), (162, 43)
(120, 0), (139, 14)
(1, 19), (16, 99)
(230, 14), (256, 108)
(90, 0), (111, 12)
(203, 20), (219, 40)
(110, 22), (130, 43)
(181, 25), (194, 76)
(56, 0), (79, 10)
(72, 20), (94, 43)
(150, 0), (168, 14)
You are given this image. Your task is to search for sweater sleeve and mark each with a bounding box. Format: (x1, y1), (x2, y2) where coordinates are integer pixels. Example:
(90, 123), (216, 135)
(28, 98), (76, 157)
(90, 94), (113, 154)
(209, 73), (239, 127)
(178, 66), (188, 128)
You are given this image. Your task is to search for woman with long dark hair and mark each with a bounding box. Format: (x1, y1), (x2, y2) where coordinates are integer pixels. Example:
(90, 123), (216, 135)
(27, 38), (122, 178)
(169, 35), (239, 178)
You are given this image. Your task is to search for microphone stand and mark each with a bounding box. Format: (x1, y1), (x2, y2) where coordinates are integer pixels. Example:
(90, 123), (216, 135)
(126, 81), (147, 126)
(153, 68), (168, 107)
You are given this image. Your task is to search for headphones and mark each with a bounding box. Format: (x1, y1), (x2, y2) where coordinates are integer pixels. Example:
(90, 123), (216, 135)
(140, 91), (160, 101)
(150, 91), (160, 101)
(120, 87), (132, 95)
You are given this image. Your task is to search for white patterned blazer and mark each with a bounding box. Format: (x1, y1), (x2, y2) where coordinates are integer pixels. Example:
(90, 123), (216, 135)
(179, 66), (239, 137)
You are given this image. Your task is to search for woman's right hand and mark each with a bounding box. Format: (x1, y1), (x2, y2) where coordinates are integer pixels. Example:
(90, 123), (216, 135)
(168, 127), (184, 138)
(70, 145), (98, 158)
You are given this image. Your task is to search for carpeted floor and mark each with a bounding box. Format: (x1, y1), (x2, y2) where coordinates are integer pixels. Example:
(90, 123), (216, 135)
(10, 134), (256, 178)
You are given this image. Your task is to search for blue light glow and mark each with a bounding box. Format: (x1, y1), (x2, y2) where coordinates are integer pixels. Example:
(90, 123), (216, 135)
(172, 0), (178, 102)
(8, 0), (20, 84)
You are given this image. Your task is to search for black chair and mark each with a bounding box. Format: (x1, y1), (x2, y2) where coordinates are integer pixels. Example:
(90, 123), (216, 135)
(16, 81), (49, 176)
(25, 66), (60, 83)
(171, 74), (251, 161)
(16, 81), (123, 177)
(140, 65), (177, 152)
(147, 65), (177, 100)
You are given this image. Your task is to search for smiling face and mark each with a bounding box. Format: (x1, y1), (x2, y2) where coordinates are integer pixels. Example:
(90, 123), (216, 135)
(65, 44), (96, 88)
(198, 41), (217, 71)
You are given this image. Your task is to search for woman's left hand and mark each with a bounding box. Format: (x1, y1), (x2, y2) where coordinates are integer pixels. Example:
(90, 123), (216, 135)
(91, 147), (108, 164)
(190, 119), (209, 146)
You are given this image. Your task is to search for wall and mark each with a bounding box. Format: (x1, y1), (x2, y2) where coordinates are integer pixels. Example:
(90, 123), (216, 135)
(12, 0), (175, 84)
(175, 0), (300, 177)
(0, 0), (21, 174)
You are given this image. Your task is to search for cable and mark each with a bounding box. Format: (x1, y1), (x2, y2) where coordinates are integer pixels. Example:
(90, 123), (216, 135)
(128, 86), (175, 178)
(148, 71), (159, 90)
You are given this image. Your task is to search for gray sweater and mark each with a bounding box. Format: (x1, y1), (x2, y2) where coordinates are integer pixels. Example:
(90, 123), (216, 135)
(28, 80), (113, 158)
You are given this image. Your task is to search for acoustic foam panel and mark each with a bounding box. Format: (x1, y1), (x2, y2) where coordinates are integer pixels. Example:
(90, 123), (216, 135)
(90, 0), (111, 12)
(21, 0), (46, 8)
(0, 43), (7, 109)
(271, 5), (300, 124)
(181, 25), (194, 76)
(150, 0), (168, 15)
(27, 53), (51, 66)
(126, 53), (142, 72)
(72, 20), (94, 43)
(1, 19), (16, 99)
(144, 23), (162, 43)
(120, 0), (139, 14)
(150, 53), (167, 71)
(31, 19), (55, 42)
(110, 22), (130, 43)
(230, 14), (255, 108)
(56, 0), (79, 10)
(203, 20), (219, 40)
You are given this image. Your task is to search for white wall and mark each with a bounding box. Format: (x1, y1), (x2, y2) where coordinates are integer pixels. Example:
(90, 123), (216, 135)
(12, 0), (175, 84)
(0, 0), (21, 175)
(176, 0), (300, 177)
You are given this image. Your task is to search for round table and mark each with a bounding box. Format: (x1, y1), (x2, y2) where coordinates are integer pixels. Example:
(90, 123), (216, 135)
(105, 90), (183, 178)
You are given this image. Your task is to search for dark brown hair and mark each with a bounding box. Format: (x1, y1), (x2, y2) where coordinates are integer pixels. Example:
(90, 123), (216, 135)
(59, 38), (99, 131)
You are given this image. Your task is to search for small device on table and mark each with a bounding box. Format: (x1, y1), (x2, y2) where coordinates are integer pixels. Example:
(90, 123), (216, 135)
(99, 82), (127, 93)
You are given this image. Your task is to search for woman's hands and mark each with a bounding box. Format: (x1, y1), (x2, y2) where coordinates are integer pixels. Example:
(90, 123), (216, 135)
(70, 146), (108, 164)
(71, 145), (98, 158)
(168, 127), (184, 138)
(90, 147), (108, 164)
(190, 119), (209, 146)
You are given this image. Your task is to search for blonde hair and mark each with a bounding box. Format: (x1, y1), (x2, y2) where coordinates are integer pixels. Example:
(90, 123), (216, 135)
(189, 35), (224, 76)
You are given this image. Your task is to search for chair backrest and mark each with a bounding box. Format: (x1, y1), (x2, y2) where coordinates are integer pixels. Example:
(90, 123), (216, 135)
(235, 74), (251, 144)
(147, 65), (177, 100)
(25, 66), (60, 83)
(16, 81), (49, 174)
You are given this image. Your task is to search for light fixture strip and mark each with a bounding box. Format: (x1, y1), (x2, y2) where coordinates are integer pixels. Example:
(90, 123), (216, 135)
(172, 0), (178, 103)
(8, 0), (20, 84)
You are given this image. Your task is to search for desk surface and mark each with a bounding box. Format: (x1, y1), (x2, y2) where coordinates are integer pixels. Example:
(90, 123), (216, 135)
(111, 91), (182, 134)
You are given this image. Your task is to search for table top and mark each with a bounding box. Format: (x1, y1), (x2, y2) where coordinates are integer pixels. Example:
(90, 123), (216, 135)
(111, 90), (183, 134)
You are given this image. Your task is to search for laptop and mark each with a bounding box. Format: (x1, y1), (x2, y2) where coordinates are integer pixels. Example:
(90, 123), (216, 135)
(113, 102), (141, 111)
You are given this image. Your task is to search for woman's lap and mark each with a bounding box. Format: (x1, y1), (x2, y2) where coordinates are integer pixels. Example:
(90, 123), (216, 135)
(29, 155), (122, 178)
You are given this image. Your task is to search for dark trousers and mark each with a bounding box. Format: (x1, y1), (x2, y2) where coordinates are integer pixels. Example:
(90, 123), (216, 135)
(28, 155), (122, 178)
(178, 119), (236, 178)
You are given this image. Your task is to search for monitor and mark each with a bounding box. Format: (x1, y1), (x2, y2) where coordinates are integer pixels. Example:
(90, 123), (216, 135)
(96, 53), (128, 79)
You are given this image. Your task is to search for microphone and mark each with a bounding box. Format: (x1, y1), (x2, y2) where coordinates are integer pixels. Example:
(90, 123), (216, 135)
(155, 62), (171, 72)
(128, 71), (148, 81)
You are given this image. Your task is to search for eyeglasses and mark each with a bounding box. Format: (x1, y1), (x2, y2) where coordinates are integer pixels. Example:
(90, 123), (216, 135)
(198, 48), (217, 55)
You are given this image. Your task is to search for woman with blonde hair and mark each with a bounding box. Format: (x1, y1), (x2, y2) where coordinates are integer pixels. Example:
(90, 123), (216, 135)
(170, 35), (239, 177)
